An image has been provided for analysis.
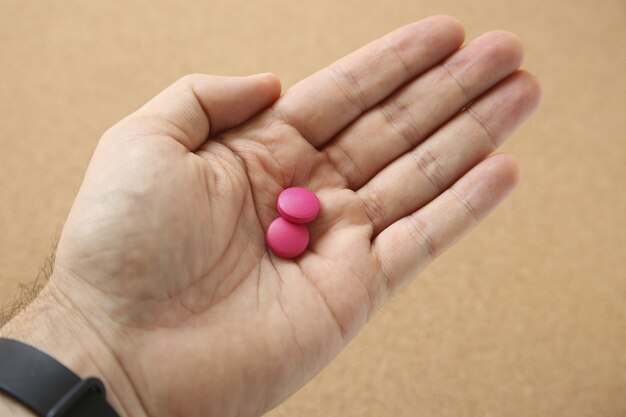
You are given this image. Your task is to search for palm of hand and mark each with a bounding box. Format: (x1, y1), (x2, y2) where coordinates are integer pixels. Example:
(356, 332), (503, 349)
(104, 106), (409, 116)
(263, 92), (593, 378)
(49, 16), (540, 417)
(55, 105), (386, 417)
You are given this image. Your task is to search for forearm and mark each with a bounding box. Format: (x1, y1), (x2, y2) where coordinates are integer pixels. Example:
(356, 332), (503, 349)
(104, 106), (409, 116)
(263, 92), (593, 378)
(0, 280), (145, 417)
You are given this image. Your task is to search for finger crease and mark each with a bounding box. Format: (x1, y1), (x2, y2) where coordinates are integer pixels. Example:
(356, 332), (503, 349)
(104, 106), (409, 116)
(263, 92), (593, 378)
(441, 62), (472, 103)
(360, 189), (387, 234)
(324, 143), (361, 188)
(380, 101), (421, 148)
(449, 188), (479, 223)
(406, 215), (437, 260)
(328, 65), (369, 114)
(411, 148), (445, 193)
(374, 256), (393, 300)
(382, 36), (411, 77)
(466, 105), (498, 150)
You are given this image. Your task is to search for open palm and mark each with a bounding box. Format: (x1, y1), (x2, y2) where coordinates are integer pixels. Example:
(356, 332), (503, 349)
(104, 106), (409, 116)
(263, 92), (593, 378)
(47, 16), (540, 417)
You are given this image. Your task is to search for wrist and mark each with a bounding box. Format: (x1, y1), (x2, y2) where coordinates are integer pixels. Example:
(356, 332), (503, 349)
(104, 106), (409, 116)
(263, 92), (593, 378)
(0, 280), (146, 417)
(0, 391), (34, 417)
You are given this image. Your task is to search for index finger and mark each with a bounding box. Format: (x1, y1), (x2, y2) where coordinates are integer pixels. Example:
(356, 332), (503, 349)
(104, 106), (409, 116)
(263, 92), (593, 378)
(273, 15), (465, 148)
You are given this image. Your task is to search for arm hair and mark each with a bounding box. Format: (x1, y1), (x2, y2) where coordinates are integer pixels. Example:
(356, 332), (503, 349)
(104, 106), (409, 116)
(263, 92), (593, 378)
(0, 242), (57, 327)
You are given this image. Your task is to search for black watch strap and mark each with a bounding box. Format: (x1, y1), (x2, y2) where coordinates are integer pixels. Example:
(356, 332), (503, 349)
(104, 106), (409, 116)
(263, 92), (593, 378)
(0, 338), (121, 417)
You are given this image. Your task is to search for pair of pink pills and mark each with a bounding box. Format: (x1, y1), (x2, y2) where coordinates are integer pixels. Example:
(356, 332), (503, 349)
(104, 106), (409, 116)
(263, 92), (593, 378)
(266, 187), (320, 259)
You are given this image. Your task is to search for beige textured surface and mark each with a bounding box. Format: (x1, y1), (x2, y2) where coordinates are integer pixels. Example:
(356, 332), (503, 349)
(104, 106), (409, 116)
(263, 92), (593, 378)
(1, 1), (625, 416)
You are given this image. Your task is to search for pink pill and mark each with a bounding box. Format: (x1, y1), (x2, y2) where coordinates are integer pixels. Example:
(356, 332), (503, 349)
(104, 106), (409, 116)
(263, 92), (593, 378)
(266, 217), (309, 259)
(276, 187), (320, 223)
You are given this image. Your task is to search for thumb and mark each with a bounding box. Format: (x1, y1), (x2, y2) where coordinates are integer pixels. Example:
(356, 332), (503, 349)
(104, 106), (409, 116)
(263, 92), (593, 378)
(122, 73), (282, 150)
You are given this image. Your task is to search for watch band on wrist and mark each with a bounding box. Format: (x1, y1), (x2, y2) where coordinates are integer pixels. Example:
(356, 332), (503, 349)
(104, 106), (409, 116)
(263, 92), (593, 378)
(0, 338), (121, 417)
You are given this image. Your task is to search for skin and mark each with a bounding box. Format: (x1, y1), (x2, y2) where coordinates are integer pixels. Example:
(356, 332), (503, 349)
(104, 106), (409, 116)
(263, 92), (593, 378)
(0, 15), (541, 417)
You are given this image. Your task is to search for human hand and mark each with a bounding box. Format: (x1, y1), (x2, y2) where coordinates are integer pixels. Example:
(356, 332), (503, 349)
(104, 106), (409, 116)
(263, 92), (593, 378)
(1, 15), (540, 417)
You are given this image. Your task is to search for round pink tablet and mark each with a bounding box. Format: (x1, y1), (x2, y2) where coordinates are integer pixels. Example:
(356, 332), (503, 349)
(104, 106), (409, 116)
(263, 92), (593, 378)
(276, 187), (320, 223)
(266, 217), (309, 259)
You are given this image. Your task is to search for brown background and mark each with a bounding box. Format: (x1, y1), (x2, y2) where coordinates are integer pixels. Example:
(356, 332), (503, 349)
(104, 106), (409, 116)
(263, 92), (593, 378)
(1, 0), (625, 416)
